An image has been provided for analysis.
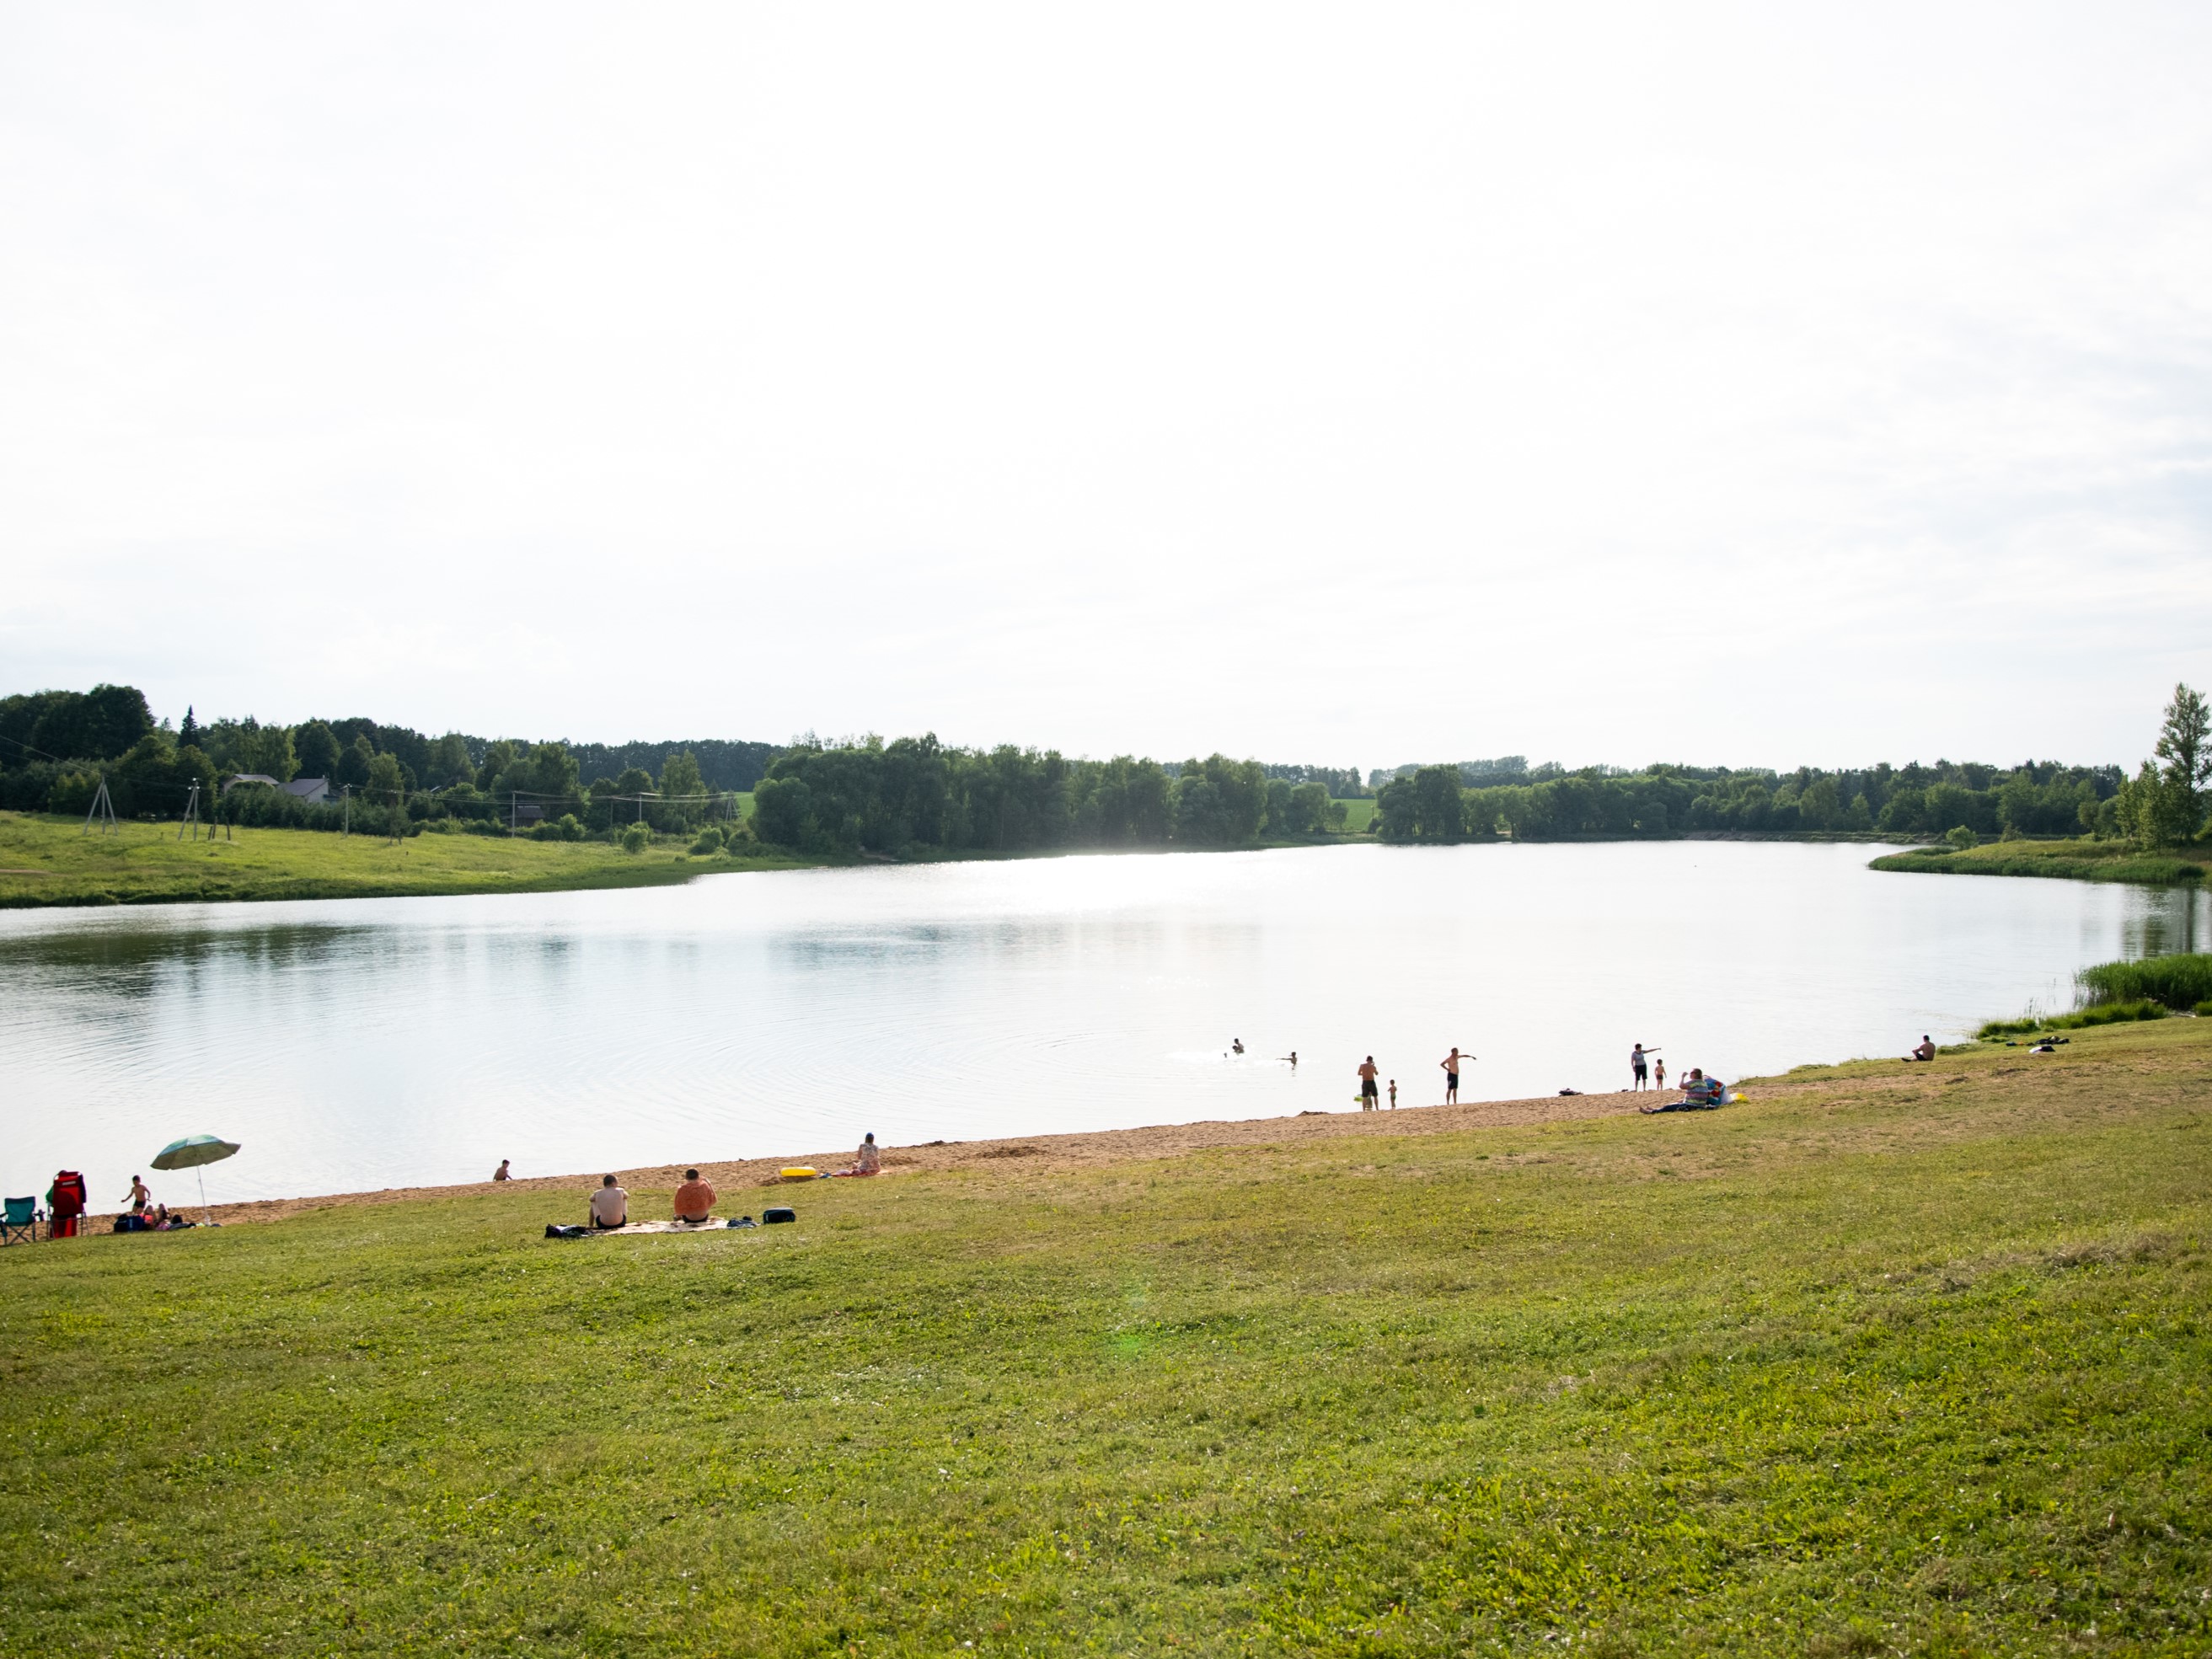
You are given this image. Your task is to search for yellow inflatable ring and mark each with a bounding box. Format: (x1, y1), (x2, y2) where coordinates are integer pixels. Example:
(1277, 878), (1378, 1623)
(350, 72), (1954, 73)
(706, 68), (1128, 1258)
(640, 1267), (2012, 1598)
(779, 1167), (820, 1180)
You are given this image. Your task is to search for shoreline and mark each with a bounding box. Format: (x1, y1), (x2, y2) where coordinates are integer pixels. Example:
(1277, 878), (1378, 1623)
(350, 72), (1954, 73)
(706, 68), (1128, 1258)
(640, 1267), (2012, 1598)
(88, 1087), (1664, 1228)
(0, 811), (1970, 915)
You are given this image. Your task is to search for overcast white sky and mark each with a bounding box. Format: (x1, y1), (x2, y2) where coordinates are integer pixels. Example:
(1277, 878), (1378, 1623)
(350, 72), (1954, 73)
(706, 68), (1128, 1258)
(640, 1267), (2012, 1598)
(3, 3), (2208, 772)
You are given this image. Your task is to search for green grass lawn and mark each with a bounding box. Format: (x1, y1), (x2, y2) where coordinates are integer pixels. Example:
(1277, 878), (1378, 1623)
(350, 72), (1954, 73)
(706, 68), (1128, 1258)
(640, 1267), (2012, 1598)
(1335, 798), (1377, 832)
(1871, 838), (2209, 886)
(0, 811), (813, 907)
(5, 1022), (2209, 1655)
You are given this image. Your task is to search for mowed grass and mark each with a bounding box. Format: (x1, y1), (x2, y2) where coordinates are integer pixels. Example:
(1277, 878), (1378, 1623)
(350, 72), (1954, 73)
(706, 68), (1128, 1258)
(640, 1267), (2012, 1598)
(1335, 798), (1378, 832)
(0, 811), (809, 907)
(1871, 838), (2210, 886)
(5, 1025), (2211, 1656)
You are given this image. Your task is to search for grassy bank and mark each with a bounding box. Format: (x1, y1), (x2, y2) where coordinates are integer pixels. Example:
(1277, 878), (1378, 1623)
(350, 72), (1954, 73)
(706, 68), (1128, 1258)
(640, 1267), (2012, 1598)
(1871, 837), (2209, 886)
(0, 811), (817, 907)
(5, 1023), (2209, 1655)
(0, 809), (1386, 908)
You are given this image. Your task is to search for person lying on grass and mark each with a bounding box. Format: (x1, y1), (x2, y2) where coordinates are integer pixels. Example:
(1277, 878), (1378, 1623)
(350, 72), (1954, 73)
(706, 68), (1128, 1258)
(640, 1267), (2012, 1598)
(590, 1175), (628, 1229)
(833, 1133), (881, 1177)
(1641, 1068), (1723, 1113)
(672, 1169), (716, 1223)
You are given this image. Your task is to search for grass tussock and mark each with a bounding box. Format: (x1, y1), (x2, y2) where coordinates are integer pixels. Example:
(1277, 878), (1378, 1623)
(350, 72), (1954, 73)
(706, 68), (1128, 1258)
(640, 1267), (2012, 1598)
(3, 1019), (2211, 1655)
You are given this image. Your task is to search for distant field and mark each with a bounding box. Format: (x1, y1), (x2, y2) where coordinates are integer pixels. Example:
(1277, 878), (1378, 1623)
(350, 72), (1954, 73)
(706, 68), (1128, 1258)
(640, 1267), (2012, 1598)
(1872, 836), (2209, 886)
(0, 811), (811, 907)
(1334, 797), (1376, 832)
(4, 1019), (2207, 1654)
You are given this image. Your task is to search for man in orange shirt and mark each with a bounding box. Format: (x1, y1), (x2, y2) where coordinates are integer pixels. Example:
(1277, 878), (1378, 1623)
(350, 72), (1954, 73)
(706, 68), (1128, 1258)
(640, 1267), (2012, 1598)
(672, 1169), (716, 1223)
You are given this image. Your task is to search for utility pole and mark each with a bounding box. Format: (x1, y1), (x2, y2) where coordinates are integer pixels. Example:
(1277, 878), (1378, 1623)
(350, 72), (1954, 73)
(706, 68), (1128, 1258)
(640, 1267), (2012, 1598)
(511, 789), (517, 833)
(342, 784), (351, 836)
(176, 780), (201, 841)
(83, 775), (118, 835)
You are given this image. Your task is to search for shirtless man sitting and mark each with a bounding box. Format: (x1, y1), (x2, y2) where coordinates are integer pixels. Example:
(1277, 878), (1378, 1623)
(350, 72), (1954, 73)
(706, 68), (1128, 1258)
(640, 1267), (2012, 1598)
(1906, 1036), (1936, 1062)
(590, 1174), (628, 1228)
(672, 1169), (716, 1223)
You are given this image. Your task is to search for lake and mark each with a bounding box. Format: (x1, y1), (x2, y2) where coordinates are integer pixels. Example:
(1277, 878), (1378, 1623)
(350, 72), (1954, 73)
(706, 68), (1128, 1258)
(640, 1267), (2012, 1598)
(1, 841), (2204, 1206)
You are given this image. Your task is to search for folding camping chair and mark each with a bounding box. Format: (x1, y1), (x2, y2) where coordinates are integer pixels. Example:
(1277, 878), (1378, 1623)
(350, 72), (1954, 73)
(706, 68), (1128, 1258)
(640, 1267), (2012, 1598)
(1, 1196), (39, 1245)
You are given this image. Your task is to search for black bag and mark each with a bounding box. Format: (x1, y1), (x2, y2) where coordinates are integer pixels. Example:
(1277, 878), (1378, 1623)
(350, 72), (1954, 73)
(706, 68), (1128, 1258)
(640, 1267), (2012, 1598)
(762, 1207), (795, 1225)
(544, 1224), (590, 1239)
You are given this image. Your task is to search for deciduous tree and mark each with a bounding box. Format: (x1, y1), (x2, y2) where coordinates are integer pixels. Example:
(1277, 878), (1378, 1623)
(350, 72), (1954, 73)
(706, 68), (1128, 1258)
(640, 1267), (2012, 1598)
(294, 720), (340, 781)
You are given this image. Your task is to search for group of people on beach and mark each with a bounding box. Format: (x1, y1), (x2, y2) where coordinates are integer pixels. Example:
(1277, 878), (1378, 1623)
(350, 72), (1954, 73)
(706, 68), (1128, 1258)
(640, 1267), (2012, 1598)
(1629, 1043), (1668, 1093)
(511, 1027), (1760, 1230)
(1352, 1046), (1476, 1110)
(110, 1173), (195, 1234)
(1630, 1042), (1727, 1111)
(575, 1133), (884, 1228)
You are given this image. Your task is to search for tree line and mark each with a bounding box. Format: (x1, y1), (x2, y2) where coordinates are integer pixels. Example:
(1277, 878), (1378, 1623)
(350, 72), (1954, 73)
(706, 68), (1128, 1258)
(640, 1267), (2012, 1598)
(0, 688), (758, 840)
(1373, 757), (2130, 842)
(1371, 685), (2208, 848)
(3, 681), (2204, 854)
(751, 739), (1347, 854)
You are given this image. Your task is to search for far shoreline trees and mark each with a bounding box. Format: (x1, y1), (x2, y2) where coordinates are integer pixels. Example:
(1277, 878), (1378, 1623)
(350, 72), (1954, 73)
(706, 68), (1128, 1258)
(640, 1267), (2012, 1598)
(1, 682), (2204, 855)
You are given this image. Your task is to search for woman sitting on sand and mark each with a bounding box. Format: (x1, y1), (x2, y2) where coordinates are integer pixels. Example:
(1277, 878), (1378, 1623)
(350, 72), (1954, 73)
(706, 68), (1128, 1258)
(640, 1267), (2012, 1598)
(835, 1132), (882, 1177)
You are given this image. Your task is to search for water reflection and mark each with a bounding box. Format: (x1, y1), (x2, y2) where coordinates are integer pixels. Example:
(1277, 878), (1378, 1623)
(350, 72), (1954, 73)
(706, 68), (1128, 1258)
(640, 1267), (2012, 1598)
(2118, 886), (2204, 961)
(0, 844), (2204, 1204)
(0, 921), (376, 995)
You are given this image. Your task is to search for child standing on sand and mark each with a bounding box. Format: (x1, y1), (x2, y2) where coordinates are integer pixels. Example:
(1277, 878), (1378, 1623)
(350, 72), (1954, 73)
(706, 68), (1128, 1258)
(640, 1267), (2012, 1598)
(1653, 1057), (1666, 1091)
(1388, 1079), (1397, 1110)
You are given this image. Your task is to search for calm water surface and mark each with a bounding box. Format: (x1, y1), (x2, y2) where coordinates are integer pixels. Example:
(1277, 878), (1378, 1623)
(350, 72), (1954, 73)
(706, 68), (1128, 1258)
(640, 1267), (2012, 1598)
(1, 842), (2204, 1205)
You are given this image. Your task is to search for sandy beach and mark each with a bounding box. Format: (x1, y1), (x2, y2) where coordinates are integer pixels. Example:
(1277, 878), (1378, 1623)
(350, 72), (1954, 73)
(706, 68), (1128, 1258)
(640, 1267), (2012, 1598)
(106, 1088), (1661, 1228)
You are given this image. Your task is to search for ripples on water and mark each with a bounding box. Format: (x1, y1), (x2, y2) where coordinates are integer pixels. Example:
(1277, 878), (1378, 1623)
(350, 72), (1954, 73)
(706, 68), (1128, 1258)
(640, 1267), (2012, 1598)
(0, 842), (2202, 1203)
